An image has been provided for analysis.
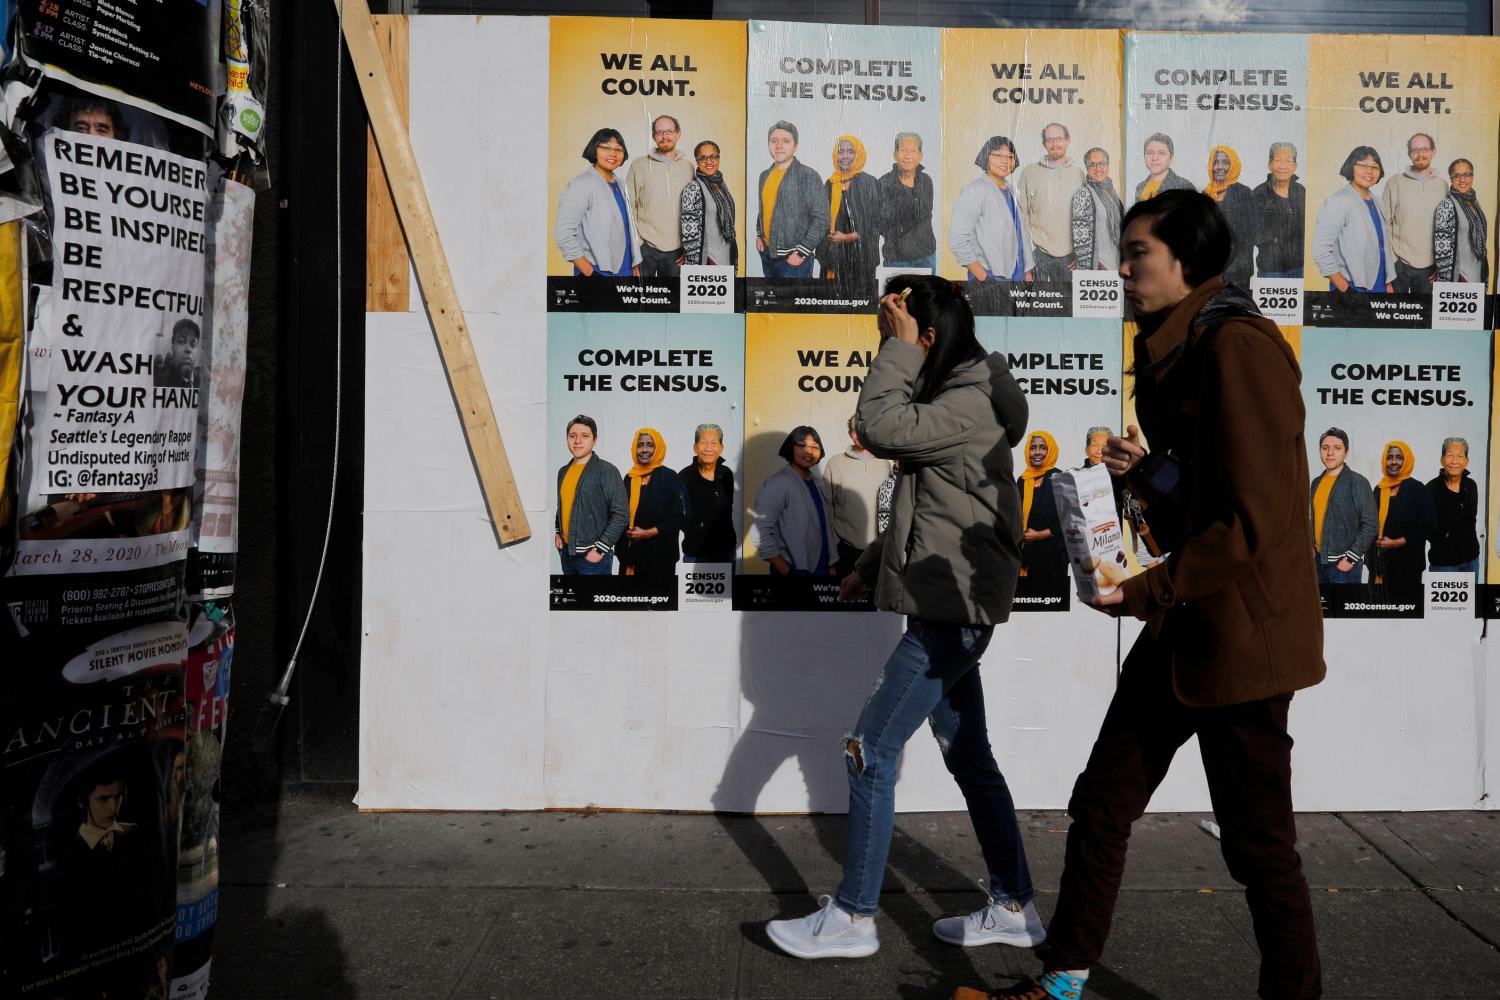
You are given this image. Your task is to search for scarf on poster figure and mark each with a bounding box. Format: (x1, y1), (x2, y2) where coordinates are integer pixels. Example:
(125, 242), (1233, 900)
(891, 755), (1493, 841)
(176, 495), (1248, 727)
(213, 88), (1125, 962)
(1203, 146), (1243, 201)
(1087, 173), (1123, 252)
(1375, 439), (1415, 584)
(1452, 184), (1489, 284)
(696, 162), (737, 255)
(625, 428), (667, 576)
(827, 135), (869, 236)
(1018, 430), (1059, 578)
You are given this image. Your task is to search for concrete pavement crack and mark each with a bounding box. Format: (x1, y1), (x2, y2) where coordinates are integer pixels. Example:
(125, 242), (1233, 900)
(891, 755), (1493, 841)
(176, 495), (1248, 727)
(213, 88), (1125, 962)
(1334, 812), (1500, 953)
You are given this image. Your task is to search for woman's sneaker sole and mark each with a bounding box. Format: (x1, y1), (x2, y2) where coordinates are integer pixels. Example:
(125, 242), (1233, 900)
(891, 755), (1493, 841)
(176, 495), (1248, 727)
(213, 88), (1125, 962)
(933, 922), (1045, 947)
(766, 921), (879, 959)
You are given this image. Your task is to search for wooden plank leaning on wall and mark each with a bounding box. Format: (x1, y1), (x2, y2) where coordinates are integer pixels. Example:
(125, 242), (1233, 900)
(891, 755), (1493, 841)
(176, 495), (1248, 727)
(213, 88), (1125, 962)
(342, 2), (530, 544)
(366, 15), (408, 313)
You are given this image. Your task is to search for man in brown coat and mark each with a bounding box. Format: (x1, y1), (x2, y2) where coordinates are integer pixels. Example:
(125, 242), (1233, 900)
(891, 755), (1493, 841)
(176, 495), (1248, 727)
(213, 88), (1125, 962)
(961, 191), (1324, 1000)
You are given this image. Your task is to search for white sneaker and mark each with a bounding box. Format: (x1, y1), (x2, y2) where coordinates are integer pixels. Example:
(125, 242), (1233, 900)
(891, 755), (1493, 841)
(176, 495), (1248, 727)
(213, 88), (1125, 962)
(932, 899), (1047, 948)
(766, 895), (879, 959)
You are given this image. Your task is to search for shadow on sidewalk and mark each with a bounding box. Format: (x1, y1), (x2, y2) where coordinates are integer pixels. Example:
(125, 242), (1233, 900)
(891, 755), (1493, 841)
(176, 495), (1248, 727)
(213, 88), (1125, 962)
(216, 713), (355, 996)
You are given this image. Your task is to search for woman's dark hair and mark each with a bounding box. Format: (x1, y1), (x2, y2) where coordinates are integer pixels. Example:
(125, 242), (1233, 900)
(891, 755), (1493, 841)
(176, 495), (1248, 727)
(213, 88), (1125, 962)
(1449, 158), (1474, 177)
(566, 414), (598, 437)
(582, 128), (628, 165)
(1320, 427), (1349, 450)
(880, 274), (987, 404)
(973, 135), (1017, 172)
(778, 426), (824, 463)
(1119, 189), (1232, 287)
(1338, 146), (1383, 183)
(693, 140), (720, 160)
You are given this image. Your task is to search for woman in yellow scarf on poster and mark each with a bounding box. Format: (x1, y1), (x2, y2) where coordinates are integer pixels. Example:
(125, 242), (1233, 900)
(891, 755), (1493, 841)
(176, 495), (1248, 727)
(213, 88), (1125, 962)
(617, 428), (688, 578)
(820, 135), (883, 298)
(1202, 145), (1256, 288)
(1367, 439), (1435, 588)
(1017, 430), (1066, 579)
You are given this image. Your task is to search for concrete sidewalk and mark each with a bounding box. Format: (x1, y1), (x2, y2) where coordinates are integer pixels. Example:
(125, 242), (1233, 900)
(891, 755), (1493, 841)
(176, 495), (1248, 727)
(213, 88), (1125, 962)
(215, 785), (1499, 999)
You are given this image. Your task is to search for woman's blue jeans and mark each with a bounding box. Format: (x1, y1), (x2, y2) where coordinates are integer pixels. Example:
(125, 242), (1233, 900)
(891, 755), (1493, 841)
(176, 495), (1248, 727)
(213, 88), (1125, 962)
(834, 617), (1035, 916)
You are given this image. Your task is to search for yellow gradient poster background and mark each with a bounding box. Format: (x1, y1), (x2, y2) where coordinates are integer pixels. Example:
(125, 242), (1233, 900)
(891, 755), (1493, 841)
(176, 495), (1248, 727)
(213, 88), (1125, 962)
(939, 29), (1123, 280)
(548, 17), (747, 276)
(1303, 34), (1500, 293)
(741, 314), (879, 571)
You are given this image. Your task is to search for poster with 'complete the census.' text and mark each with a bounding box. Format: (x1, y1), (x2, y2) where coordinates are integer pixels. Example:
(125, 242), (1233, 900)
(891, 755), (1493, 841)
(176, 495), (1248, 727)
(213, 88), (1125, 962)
(746, 21), (942, 314)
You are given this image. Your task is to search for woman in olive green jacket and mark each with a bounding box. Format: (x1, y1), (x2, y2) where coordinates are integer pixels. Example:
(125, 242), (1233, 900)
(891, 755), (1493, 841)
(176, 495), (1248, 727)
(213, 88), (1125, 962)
(766, 275), (1040, 961)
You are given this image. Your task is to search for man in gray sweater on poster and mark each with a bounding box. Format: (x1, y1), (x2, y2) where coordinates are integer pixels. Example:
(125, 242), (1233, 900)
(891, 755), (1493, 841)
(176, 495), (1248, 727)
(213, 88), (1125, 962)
(1382, 133), (1448, 294)
(755, 121), (828, 279)
(1310, 427), (1377, 584)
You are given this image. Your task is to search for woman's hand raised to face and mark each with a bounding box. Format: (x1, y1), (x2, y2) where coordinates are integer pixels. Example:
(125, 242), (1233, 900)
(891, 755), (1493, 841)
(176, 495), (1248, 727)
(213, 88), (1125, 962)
(877, 292), (921, 345)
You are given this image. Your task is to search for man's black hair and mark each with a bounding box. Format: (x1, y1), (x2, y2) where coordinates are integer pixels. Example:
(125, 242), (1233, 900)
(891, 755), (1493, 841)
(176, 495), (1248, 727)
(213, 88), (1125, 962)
(1338, 146), (1383, 183)
(73, 757), (128, 811)
(778, 426), (823, 463)
(1320, 427), (1349, 450)
(60, 95), (128, 141)
(581, 128), (628, 165)
(566, 414), (598, 437)
(1143, 132), (1174, 156)
(879, 274), (988, 405)
(1119, 189), (1232, 287)
(768, 120), (799, 144)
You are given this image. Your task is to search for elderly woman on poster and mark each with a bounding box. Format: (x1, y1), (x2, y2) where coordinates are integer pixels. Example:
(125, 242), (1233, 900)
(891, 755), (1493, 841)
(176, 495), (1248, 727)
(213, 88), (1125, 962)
(1425, 437), (1480, 575)
(878, 132), (937, 270)
(554, 127), (642, 277)
(820, 135), (883, 293)
(679, 423), (738, 564)
(1070, 148), (1122, 270)
(680, 140), (739, 268)
(949, 135), (1034, 283)
(1433, 158), (1489, 285)
(1252, 143), (1306, 279)
(1203, 146), (1255, 288)
(1311, 146), (1395, 293)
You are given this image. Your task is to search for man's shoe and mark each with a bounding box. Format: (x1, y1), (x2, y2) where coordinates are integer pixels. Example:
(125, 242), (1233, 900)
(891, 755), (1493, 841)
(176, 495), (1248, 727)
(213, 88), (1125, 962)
(953, 971), (1087, 1000)
(933, 899), (1047, 948)
(765, 895), (879, 959)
